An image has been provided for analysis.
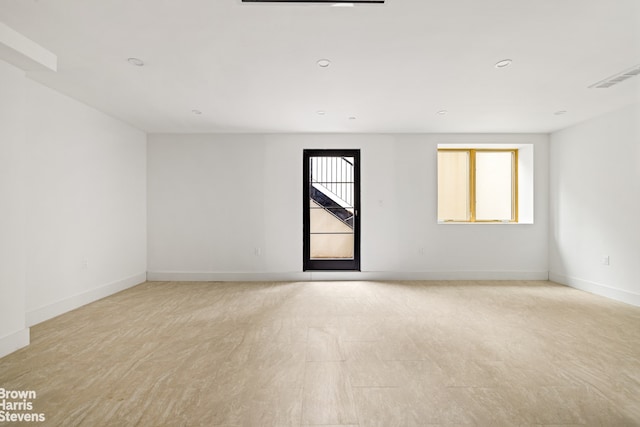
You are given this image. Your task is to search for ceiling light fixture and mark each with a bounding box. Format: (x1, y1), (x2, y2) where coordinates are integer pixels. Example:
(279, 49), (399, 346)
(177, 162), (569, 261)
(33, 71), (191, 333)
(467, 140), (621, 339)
(192, 109), (202, 115)
(317, 59), (331, 68)
(589, 63), (640, 89)
(127, 57), (144, 67)
(316, 110), (326, 115)
(554, 110), (567, 115)
(494, 59), (512, 69)
(348, 116), (357, 120)
(242, 0), (383, 3)
(437, 110), (448, 115)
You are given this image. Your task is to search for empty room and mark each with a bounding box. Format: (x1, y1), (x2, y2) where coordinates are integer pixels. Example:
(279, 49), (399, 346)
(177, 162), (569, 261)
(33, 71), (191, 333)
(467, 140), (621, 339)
(1, 0), (639, 425)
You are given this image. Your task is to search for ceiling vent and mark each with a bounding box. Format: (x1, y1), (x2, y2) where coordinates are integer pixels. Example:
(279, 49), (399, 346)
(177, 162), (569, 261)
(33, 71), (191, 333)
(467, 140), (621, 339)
(589, 64), (640, 89)
(242, 0), (384, 3)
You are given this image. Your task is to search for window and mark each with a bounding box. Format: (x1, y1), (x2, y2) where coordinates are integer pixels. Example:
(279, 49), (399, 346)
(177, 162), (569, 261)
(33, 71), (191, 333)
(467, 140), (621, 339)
(438, 148), (518, 222)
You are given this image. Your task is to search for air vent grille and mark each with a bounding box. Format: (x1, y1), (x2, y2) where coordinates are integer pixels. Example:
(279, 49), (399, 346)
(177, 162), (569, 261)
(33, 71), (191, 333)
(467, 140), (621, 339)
(589, 64), (640, 89)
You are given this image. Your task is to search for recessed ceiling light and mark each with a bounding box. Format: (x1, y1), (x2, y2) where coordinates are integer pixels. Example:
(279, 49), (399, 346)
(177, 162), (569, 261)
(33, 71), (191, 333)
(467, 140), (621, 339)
(127, 57), (144, 67)
(437, 110), (448, 115)
(192, 109), (202, 115)
(494, 59), (512, 69)
(317, 59), (331, 68)
(554, 110), (567, 115)
(316, 110), (326, 115)
(348, 116), (357, 120)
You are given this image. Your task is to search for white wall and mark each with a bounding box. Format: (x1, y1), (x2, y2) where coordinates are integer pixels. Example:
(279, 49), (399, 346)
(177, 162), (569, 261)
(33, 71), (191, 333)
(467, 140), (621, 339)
(0, 60), (29, 357)
(148, 133), (549, 281)
(550, 103), (640, 306)
(0, 58), (147, 353)
(23, 79), (147, 325)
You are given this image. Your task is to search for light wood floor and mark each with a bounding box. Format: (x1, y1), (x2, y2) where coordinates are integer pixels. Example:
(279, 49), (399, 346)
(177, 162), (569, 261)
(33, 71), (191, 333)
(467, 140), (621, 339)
(1, 280), (640, 426)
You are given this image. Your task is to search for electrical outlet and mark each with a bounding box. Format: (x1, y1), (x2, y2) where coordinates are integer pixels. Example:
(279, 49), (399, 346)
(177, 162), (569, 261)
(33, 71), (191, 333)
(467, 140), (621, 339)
(254, 247), (262, 256)
(601, 255), (610, 266)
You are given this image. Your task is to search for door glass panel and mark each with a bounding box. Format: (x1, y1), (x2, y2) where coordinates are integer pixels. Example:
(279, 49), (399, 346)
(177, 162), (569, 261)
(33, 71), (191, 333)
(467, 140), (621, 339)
(310, 234), (354, 259)
(310, 204), (354, 233)
(309, 156), (355, 260)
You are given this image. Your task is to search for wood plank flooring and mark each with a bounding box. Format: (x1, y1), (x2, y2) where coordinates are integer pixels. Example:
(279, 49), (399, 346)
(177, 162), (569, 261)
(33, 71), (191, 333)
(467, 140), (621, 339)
(1, 280), (640, 426)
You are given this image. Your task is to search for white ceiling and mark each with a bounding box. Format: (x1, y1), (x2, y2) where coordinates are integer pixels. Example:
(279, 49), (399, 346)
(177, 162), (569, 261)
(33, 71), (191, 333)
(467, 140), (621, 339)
(1, 0), (639, 133)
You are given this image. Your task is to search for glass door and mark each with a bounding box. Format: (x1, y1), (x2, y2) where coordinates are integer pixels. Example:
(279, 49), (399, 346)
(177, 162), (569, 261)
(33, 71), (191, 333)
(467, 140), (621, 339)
(303, 149), (360, 271)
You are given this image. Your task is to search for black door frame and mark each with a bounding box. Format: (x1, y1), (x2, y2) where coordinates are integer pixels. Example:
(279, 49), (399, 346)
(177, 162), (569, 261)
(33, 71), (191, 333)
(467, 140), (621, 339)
(303, 149), (361, 271)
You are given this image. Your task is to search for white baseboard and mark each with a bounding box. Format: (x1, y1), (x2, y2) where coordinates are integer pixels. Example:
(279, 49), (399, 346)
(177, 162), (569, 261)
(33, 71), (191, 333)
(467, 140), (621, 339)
(549, 272), (640, 307)
(26, 272), (147, 326)
(147, 270), (549, 282)
(0, 328), (30, 359)
(146, 271), (311, 282)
